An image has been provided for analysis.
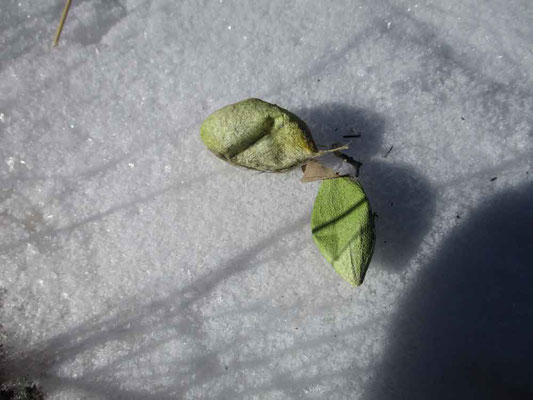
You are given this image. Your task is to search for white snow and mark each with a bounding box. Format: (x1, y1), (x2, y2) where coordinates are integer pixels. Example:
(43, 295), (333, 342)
(1, 0), (532, 399)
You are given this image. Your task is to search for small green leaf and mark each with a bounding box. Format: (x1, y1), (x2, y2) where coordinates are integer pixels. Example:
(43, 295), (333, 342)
(200, 98), (319, 171)
(311, 177), (375, 286)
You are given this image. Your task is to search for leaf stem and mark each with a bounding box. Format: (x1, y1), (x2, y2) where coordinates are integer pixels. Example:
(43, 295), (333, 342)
(52, 0), (72, 47)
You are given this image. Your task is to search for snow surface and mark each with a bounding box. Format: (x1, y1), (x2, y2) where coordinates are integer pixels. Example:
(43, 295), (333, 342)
(1, 0), (532, 398)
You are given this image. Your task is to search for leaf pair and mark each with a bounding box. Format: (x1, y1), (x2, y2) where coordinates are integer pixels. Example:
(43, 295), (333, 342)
(201, 98), (375, 286)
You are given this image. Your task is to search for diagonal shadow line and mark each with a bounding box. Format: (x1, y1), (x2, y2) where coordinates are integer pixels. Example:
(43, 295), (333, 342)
(262, 23), (380, 102)
(0, 170), (219, 253)
(0, 119), (201, 187)
(7, 214), (310, 381)
(331, 218), (374, 262)
(46, 239), (311, 378)
(43, 301), (374, 400)
(82, 297), (342, 386)
(47, 267), (320, 395)
(0, 187), (171, 252)
(41, 375), (179, 400)
(382, 0), (533, 101)
(311, 198), (366, 234)
(228, 353), (367, 400)
(7, 220), (370, 399)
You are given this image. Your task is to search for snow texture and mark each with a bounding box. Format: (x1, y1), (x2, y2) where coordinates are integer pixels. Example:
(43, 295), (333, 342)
(1, 0), (532, 399)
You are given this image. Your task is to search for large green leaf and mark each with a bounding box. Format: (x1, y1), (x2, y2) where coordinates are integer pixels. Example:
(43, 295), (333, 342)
(311, 177), (375, 286)
(200, 98), (319, 171)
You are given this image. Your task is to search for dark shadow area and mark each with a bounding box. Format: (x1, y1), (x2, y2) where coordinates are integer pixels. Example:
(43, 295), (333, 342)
(1, 295), (44, 399)
(298, 103), (435, 271)
(0, 377), (44, 400)
(366, 182), (533, 399)
(299, 105), (384, 157)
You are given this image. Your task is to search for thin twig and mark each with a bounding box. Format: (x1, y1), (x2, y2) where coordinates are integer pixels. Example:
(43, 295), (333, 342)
(52, 0), (72, 47)
(384, 145), (394, 158)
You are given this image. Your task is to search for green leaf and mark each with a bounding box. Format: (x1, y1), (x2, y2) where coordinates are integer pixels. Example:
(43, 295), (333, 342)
(200, 98), (319, 171)
(311, 177), (375, 286)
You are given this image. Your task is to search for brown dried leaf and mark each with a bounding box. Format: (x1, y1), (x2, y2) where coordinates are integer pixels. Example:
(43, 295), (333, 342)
(301, 160), (339, 183)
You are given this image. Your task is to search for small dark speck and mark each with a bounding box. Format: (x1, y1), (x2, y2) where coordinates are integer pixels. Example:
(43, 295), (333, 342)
(295, 327), (299, 330)
(461, 117), (465, 121)
(225, 366), (228, 370)
(334, 335), (337, 338)
(334, 128), (339, 132)
(456, 215), (461, 219)
(373, 212), (379, 219)
(390, 201), (394, 207)
(383, 240), (387, 244)
(490, 177), (498, 182)
(317, 79), (321, 82)
(344, 128), (362, 138)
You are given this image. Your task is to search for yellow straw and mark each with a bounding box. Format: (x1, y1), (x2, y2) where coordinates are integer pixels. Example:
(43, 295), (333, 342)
(52, 0), (72, 47)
